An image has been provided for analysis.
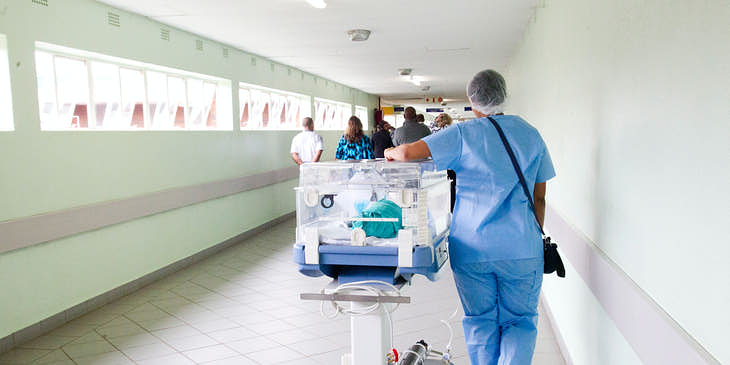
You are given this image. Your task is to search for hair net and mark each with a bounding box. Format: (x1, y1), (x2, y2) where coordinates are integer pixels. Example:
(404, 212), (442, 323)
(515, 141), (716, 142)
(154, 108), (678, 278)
(467, 70), (507, 116)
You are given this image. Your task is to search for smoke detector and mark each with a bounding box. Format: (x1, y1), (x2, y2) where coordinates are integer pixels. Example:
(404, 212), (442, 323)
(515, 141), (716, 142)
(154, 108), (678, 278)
(347, 29), (371, 41)
(398, 68), (412, 76)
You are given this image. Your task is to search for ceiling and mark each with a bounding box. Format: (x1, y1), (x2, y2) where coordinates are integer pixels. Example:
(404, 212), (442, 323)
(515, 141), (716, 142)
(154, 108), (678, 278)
(96, 0), (538, 119)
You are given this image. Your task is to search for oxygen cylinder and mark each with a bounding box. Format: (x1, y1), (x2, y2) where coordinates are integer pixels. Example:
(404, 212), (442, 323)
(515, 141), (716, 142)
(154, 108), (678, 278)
(399, 340), (428, 365)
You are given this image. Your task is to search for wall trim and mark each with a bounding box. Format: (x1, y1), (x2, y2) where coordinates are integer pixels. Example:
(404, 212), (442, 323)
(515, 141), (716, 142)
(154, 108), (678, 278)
(0, 211), (296, 355)
(0, 166), (299, 255)
(545, 205), (721, 365)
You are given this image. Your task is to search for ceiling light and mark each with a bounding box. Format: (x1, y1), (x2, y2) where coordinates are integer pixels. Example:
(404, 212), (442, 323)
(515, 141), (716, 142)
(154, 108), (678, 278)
(347, 29), (371, 41)
(305, 0), (326, 9)
(409, 75), (423, 86)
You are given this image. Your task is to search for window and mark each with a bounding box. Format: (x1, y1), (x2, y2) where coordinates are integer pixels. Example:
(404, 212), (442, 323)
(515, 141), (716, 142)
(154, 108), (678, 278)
(355, 105), (369, 130)
(383, 114), (406, 128)
(0, 35), (14, 131)
(313, 97), (352, 130)
(239, 83), (311, 130)
(34, 42), (232, 131)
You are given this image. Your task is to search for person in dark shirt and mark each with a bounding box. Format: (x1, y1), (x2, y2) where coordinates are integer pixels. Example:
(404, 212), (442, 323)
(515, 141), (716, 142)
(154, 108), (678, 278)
(372, 121), (395, 158)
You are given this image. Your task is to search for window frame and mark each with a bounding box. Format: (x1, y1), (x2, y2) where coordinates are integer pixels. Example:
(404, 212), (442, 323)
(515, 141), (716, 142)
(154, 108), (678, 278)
(355, 105), (369, 130)
(238, 82), (312, 131)
(313, 97), (353, 131)
(35, 42), (232, 131)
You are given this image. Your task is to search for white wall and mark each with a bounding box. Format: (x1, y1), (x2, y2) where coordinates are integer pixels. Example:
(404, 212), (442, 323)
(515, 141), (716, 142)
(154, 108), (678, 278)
(506, 0), (730, 363)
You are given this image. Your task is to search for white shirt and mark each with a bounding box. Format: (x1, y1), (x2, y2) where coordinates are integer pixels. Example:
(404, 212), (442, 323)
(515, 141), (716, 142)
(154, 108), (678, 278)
(290, 130), (324, 163)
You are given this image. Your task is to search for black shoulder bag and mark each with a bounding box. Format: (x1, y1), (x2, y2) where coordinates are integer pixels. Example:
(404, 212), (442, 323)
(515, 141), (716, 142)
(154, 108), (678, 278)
(488, 117), (566, 277)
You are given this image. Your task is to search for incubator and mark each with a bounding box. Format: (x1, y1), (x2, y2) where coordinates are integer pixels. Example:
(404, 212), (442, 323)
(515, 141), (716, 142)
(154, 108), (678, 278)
(292, 160), (455, 365)
(292, 159), (451, 284)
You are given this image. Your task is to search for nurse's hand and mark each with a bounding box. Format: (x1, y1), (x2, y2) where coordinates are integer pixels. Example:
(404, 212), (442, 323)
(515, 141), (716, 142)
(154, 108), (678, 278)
(385, 142), (431, 161)
(384, 147), (397, 161)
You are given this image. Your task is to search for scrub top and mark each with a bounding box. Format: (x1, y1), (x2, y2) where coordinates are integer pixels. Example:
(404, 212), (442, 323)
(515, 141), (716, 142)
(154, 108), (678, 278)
(422, 115), (555, 264)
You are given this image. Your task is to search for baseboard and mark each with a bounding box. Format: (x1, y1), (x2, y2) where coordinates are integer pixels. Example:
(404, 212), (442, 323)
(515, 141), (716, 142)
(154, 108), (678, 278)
(0, 211), (295, 355)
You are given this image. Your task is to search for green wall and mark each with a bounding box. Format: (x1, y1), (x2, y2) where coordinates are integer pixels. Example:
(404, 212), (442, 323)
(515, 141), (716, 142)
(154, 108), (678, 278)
(0, 0), (378, 339)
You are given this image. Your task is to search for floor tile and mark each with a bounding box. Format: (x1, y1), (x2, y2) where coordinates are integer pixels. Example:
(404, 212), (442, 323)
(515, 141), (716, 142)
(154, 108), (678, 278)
(199, 355), (258, 365)
(245, 347), (306, 365)
(135, 352), (195, 365)
(18, 335), (76, 350)
(61, 340), (116, 359)
(72, 351), (134, 365)
(95, 322), (147, 339)
(206, 327), (258, 343)
(0, 348), (51, 364)
(286, 337), (347, 357)
(119, 342), (177, 361)
(3, 219), (566, 365)
(182, 344), (239, 363)
(191, 319), (240, 334)
(308, 349), (348, 365)
(151, 326), (204, 342)
(106, 332), (160, 349)
(226, 337), (281, 355)
(133, 316), (187, 332)
(265, 328), (319, 346)
(46, 324), (95, 338)
(532, 352), (567, 365)
(245, 320), (296, 335)
(163, 334), (219, 352)
(29, 349), (72, 365)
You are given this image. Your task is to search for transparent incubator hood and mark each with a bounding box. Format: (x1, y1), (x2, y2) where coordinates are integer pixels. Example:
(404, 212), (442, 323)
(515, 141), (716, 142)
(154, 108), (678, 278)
(295, 160), (451, 248)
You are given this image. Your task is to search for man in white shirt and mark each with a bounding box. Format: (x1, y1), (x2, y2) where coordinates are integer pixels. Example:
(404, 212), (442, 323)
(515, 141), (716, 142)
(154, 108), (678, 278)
(290, 117), (324, 165)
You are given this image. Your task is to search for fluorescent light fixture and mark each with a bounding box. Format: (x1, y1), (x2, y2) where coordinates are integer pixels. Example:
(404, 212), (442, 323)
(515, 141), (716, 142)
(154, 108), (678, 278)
(305, 0), (326, 8)
(408, 75), (423, 86)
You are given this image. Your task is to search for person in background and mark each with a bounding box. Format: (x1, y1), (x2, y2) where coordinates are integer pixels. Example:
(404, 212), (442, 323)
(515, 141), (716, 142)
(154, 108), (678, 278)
(385, 69), (555, 365)
(392, 106), (431, 146)
(335, 116), (375, 160)
(386, 121), (396, 140)
(372, 121), (395, 158)
(430, 112), (453, 133)
(416, 113), (426, 124)
(290, 117), (323, 165)
(429, 113), (457, 212)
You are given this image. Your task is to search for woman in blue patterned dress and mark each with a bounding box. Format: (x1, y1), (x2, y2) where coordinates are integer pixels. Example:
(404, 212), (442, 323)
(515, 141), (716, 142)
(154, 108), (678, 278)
(335, 116), (375, 160)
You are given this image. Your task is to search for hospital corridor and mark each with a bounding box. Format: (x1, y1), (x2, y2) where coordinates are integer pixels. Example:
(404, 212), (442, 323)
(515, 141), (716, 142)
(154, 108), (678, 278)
(0, 1), (727, 365)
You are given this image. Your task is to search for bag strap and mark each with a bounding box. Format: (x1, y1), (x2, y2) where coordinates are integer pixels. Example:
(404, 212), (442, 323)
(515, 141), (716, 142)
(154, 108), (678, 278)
(487, 117), (545, 236)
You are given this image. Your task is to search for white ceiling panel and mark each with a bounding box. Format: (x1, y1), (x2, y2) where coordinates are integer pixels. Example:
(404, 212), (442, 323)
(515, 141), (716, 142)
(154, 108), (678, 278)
(96, 0), (538, 112)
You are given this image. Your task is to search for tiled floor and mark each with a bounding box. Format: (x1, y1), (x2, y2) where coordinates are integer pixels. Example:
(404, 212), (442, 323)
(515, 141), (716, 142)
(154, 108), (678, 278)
(0, 219), (566, 365)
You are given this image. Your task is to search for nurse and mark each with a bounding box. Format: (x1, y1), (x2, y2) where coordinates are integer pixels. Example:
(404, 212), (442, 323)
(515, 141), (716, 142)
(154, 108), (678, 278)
(385, 69), (555, 365)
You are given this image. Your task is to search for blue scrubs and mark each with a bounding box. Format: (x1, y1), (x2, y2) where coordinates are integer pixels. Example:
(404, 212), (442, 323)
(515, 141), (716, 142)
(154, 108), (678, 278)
(423, 115), (555, 365)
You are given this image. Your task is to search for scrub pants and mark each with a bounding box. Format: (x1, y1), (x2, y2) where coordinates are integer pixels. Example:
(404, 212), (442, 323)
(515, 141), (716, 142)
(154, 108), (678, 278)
(452, 257), (543, 365)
